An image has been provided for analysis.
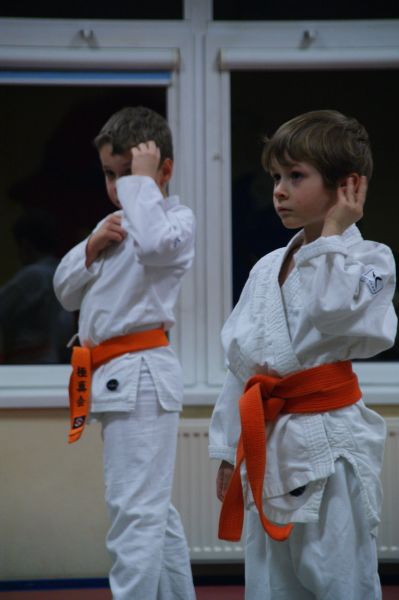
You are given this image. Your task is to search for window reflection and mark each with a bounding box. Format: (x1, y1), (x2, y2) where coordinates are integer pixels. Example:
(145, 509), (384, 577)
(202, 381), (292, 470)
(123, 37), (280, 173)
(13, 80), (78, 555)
(0, 84), (166, 363)
(0, 0), (183, 19)
(214, 0), (399, 20)
(0, 211), (75, 363)
(230, 69), (398, 360)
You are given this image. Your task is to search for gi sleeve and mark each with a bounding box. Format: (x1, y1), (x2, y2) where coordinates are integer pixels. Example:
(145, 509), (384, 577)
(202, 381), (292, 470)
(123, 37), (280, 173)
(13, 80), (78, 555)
(53, 238), (103, 312)
(295, 235), (397, 348)
(116, 175), (195, 268)
(208, 369), (243, 465)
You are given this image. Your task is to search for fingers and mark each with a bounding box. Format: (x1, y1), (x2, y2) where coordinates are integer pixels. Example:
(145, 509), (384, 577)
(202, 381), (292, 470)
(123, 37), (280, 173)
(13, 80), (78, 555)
(131, 140), (161, 178)
(337, 174), (367, 220)
(131, 140), (160, 163)
(86, 214), (126, 266)
(216, 462), (234, 502)
(357, 174), (368, 202)
(131, 140), (159, 154)
(104, 214), (127, 242)
(216, 470), (226, 502)
(340, 175), (367, 204)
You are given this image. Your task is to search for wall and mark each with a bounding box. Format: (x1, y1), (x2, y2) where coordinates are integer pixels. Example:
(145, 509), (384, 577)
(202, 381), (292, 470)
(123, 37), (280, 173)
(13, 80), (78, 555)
(1, 404), (399, 580)
(0, 409), (110, 580)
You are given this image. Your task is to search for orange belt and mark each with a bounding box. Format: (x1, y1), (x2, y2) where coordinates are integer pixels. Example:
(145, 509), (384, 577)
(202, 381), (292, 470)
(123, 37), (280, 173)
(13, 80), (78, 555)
(68, 328), (169, 443)
(218, 361), (362, 543)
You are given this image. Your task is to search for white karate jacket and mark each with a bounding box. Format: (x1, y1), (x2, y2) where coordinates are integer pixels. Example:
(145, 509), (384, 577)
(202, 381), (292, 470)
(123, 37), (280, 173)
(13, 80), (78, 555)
(209, 225), (397, 531)
(54, 175), (195, 412)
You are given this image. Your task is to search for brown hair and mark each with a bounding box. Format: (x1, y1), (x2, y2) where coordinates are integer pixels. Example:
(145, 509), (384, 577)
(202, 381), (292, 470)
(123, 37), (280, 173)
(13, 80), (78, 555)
(94, 106), (173, 163)
(262, 110), (373, 188)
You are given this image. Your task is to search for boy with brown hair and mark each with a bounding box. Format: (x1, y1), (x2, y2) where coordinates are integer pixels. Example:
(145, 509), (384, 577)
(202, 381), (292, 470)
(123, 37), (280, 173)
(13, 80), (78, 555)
(209, 109), (397, 600)
(54, 106), (196, 600)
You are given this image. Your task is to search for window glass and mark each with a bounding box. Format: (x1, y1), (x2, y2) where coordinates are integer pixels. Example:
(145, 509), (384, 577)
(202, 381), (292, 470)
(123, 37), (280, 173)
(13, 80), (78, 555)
(0, 0), (183, 19)
(0, 83), (166, 364)
(214, 0), (399, 20)
(230, 69), (398, 359)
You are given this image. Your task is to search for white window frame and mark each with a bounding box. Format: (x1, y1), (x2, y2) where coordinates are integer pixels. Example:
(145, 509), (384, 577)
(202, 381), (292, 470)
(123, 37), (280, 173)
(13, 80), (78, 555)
(0, 12), (203, 407)
(0, 8), (398, 407)
(204, 18), (399, 404)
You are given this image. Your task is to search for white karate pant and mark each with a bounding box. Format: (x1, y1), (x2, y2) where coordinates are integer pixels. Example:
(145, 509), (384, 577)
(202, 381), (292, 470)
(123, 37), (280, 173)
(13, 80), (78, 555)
(99, 365), (195, 600)
(245, 458), (381, 600)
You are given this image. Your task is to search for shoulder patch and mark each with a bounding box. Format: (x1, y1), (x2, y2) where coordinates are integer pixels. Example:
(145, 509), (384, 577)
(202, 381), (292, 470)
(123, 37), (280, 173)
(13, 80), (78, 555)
(360, 269), (384, 295)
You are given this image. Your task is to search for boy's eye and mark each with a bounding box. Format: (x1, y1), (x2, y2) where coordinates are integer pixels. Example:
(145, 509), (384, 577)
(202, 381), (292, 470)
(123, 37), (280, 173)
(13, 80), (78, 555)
(290, 171), (304, 181)
(271, 173), (281, 183)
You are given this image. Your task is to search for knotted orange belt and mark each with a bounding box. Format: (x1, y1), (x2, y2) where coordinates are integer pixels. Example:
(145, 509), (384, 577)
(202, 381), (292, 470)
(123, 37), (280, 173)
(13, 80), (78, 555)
(218, 360), (362, 543)
(68, 328), (169, 443)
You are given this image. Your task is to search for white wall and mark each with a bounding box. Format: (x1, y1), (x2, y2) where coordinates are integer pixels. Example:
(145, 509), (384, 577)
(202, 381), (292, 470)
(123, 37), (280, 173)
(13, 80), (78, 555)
(0, 410), (111, 580)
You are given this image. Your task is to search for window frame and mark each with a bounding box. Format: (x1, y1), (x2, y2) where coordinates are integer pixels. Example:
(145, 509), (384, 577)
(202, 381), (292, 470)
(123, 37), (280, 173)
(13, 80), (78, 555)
(0, 11), (398, 407)
(204, 18), (399, 403)
(0, 15), (201, 407)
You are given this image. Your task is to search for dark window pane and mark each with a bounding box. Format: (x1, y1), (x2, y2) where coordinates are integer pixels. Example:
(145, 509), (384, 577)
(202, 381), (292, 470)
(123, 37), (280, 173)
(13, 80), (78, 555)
(0, 83), (166, 364)
(0, 0), (183, 19)
(231, 69), (398, 359)
(214, 0), (399, 20)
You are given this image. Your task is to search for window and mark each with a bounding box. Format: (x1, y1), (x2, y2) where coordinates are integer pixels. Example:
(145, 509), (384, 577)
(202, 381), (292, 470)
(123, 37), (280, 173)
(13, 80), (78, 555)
(0, 79), (167, 364)
(214, 0), (399, 20)
(0, 0), (183, 19)
(230, 68), (398, 359)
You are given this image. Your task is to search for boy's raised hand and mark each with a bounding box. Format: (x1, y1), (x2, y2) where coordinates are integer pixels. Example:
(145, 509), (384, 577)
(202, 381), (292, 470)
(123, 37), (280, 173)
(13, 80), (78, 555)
(322, 175), (367, 237)
(86, 214), (127, 268)
(131, 140), (161, 181)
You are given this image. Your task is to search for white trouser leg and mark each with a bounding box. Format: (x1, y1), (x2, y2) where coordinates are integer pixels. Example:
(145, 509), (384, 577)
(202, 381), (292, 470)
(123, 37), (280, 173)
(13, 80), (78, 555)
(245, 511), (314, 600)
(245, 458), (381, 600)
(157, 504), (196, 600)
(99, 366), (195, 600)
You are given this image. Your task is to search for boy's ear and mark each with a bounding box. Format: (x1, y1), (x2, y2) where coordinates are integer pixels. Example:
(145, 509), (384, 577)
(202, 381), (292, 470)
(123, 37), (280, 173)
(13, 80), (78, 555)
(340, 172), (361, 191)
(159, 158), (173, 187)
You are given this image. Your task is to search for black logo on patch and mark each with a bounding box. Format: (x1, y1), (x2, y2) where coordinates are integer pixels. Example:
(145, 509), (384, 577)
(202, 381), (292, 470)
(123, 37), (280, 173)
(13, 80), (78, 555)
(73, 416), (86, 429)
(106, 379), (119, 391)
(360, 269), (383, 295)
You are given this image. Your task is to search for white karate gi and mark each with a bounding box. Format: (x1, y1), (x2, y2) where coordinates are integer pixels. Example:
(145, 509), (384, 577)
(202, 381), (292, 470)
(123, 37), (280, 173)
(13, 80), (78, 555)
(209, 225), (397, 600)
(54, 175), (196, 600)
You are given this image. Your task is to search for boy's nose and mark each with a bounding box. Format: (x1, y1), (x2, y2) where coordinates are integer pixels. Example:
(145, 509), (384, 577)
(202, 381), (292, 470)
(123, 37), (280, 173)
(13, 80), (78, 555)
(274, 181), (288, 199)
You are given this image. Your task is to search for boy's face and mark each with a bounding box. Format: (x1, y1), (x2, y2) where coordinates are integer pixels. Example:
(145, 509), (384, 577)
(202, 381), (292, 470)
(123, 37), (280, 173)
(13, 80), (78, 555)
(270, 160), (337, 240)
(99, 143), (167, 208)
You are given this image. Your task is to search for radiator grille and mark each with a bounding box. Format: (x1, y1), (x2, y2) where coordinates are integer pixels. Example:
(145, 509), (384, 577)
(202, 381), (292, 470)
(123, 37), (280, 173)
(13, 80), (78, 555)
(172, 419), (244, 561)
(173, 417), (399, 562)
(377, 417), (399, 560)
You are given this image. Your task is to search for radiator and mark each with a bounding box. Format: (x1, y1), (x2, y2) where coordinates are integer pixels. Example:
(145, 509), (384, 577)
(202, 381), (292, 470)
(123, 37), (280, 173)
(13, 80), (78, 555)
(172, 418), (244, 561)
(377, 417), (399, 560)
(173, 417), (399, 562)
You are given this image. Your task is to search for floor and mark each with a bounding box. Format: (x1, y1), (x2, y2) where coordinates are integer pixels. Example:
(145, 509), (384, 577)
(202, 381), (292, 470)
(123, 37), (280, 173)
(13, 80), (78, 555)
(0, 586), (399, 599)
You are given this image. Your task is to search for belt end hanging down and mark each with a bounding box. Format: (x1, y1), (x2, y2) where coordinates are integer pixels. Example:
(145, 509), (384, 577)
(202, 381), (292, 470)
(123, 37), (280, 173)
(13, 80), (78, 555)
(68, 346), (91, 444)
(68, 416), (87, 444)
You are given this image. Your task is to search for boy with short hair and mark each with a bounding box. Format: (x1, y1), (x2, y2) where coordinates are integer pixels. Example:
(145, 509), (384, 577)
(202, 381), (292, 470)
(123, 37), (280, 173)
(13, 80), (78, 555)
(54, 106), (196, 600)
(209, 109), (397, 600)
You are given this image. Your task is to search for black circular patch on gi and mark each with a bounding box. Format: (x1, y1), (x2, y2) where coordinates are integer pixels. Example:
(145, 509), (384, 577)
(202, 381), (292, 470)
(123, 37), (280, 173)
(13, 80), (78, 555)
(106, 379), (119, 391)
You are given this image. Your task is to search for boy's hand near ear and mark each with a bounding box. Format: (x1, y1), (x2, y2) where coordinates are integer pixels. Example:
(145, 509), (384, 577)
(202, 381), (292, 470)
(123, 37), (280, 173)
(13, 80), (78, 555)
(86, 214), (127, 268)
(322, 175), (368, 238)
(131, 140), (161, 181)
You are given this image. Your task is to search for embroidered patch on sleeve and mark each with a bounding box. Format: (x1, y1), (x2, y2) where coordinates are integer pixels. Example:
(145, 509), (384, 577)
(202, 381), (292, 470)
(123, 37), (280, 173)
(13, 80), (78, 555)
(360, 269), (384, 295)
